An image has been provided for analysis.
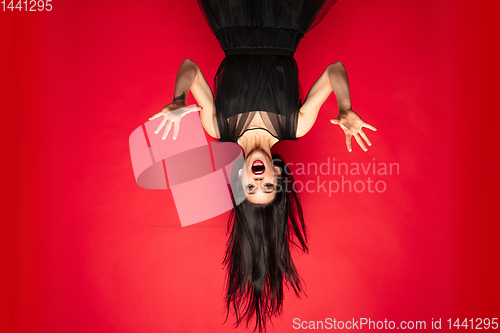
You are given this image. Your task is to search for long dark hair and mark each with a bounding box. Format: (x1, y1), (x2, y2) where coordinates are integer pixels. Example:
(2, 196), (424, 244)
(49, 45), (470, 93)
(224, 154), (308, 332)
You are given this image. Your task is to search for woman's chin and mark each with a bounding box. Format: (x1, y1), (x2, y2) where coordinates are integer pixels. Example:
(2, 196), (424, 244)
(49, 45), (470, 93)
(245, 148), (271, 162)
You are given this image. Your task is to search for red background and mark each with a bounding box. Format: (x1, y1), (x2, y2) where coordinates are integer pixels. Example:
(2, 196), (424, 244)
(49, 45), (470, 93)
(4, 0), (499, 332)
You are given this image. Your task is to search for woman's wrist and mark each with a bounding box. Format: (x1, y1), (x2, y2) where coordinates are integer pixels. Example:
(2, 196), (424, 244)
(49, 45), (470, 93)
(173, 91), (187, 104)
(338, 106), (352, 116)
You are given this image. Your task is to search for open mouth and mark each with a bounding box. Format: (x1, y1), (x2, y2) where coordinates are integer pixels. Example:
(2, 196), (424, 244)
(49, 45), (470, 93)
(252, 160), (265, 174)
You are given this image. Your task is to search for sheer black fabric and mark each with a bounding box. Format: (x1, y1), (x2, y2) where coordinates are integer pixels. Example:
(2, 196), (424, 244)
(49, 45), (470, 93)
(197, 0), (337, 142)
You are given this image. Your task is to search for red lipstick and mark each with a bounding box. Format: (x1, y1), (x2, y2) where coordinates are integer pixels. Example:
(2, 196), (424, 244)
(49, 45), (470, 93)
(252, 160), (265, 174)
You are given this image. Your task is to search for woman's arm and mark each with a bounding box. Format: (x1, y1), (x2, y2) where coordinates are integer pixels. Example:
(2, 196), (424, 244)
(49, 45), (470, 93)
(150, 59), (219, 139)
(296, 62), (349, 137)
(296, 62), (376, 151)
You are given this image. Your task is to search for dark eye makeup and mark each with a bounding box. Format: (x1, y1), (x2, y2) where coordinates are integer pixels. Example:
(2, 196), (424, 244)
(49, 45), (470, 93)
(246, 183), (275, 194)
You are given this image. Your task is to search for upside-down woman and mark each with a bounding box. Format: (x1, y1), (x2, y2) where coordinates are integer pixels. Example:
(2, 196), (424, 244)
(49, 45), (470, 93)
(148, 0), (376, 331)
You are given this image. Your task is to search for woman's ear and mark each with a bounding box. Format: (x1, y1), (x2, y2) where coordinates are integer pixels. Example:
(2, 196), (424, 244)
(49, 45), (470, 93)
(274, 166), (282, 176)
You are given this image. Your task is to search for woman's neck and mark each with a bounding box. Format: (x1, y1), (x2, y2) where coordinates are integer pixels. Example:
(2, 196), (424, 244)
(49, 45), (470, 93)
(237, 129), (277, 158)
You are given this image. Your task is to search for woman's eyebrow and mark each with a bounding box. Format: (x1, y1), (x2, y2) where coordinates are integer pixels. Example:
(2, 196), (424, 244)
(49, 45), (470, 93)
(262, 187), (275, 194)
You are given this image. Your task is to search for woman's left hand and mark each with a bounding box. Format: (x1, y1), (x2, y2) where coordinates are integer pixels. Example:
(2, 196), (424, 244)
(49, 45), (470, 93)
(330, 109), (377, 152)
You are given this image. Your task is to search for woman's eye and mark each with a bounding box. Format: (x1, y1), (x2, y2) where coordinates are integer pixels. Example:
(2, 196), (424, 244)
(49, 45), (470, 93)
(264, 183), (273, 188)
(247, 184), (255, 190)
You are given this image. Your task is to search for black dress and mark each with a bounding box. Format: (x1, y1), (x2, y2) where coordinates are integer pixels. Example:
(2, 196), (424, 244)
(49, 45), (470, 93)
(197, 0), (337, 142)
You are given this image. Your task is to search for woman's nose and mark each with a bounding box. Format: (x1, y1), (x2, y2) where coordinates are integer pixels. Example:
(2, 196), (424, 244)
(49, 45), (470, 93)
(253, 176), (263, 181)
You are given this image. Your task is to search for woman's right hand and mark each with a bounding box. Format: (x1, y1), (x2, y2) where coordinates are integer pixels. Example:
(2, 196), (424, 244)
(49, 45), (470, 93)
(148, 102), (203, 140)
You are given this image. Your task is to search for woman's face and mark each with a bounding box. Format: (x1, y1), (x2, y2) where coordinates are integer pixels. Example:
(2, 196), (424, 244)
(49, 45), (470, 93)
(239, 149), (281, 204)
